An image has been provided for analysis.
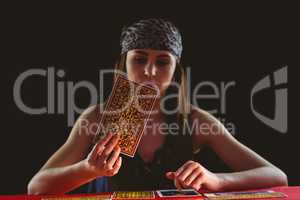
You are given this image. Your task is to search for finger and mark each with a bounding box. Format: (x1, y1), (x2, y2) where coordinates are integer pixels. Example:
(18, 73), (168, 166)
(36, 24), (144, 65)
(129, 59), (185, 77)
(176, 163), (198, 183)
(106, 146), (121, 170)
(97, 132), (114, 148)
(166, 172), (175, 180)
(191, 173), (205, 191)
(108, 156), (122, 176)
(88, 135), (110, 162)
(165, 172), (183, 190)
(89, 133), (113, 160)
(175, 161), (194, 176)
(98, 134), (120, 162)
(174, 178), (184, 190)
(184, 167), (202, 186)
(113, 156), (122, 170)
(89, 145), (105, 163)
(90, 132), (113, 159)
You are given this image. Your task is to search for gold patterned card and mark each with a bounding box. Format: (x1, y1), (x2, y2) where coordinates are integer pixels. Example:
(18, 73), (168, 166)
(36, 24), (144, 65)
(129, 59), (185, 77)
(94, 75), (159, 157)
(113, 191), (155, 199)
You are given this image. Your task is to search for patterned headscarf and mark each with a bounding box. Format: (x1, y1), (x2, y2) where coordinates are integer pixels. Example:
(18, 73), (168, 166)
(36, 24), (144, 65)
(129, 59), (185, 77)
(120, 18), (183, 60)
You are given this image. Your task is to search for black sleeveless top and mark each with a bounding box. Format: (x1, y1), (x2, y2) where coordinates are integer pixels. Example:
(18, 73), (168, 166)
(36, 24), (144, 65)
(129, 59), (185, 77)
(108, 130), (194, 191)
(68, 127), (192, 193)
(69, 112), (231, 194)
(69, 134), (231, 194)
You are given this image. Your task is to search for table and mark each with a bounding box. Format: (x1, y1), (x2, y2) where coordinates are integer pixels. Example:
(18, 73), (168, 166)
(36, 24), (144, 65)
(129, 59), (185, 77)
(0, 186), (299, 200)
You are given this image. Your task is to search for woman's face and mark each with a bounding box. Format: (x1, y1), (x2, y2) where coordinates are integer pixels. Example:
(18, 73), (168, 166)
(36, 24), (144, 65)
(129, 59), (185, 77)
(126, 49), (177, 96)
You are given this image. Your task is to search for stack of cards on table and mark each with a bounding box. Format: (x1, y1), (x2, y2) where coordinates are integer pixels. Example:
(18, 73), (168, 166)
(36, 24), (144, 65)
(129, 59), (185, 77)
(94, 75), (159, 157)
(113, 189), (204, 199)
(203, 190), (287, 199)
(156, 189), (204, 199)
(113, 191), (155, 199)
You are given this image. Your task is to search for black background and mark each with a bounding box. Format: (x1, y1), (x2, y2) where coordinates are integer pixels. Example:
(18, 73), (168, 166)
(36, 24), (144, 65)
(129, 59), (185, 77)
(1, 2), (299, 194)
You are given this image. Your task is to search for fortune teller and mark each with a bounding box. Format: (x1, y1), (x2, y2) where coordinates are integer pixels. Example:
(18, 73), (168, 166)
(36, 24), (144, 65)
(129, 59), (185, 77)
(28, 18), (287, 194)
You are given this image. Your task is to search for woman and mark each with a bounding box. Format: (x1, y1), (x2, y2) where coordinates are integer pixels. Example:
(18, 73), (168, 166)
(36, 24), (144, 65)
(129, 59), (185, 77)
(27, 18), (287, 195)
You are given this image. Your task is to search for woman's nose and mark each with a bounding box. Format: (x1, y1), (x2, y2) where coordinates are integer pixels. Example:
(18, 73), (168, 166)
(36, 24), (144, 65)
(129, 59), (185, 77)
(144, 63), (157, 77)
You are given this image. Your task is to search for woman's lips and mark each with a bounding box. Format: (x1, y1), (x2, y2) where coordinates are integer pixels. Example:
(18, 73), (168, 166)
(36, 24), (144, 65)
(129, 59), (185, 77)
(143, 81), (160, 88)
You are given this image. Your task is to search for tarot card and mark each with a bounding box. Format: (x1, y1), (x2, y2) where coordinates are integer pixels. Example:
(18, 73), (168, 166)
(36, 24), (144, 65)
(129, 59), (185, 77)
(157, 189), (202, 198)
(94, 75), (159, 157)
(112, 191), (155, 199)
(203, 190), (287, 199)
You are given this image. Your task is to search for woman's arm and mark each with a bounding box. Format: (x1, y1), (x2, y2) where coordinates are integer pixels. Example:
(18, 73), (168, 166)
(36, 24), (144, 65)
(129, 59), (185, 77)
(27, 106), (98, 194)
(217, 166), (287, 191)
(27, 105), (122, 194)
(28, 159), (97, 195)
(193, 106), (287, 189)
(167, 106), (287, 191)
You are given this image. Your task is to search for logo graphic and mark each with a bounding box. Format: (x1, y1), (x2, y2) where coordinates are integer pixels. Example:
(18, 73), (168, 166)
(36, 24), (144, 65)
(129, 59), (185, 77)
(250, 66), (288, 133)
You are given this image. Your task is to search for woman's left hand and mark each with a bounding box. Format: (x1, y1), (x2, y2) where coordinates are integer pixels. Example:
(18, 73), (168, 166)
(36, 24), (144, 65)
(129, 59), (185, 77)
(166, 160), (223, 191)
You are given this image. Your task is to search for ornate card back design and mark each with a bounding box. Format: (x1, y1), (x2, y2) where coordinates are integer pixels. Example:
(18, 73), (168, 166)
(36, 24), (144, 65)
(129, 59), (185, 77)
(94, 75), (159, 157)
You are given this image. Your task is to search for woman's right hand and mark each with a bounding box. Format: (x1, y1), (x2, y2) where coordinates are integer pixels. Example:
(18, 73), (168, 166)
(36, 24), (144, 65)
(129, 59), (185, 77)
(83, 132), (122, 178)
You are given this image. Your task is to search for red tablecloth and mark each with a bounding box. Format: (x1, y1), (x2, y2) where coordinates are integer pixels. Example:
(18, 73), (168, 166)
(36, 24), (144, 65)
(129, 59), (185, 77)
(0, 186), (299, 200)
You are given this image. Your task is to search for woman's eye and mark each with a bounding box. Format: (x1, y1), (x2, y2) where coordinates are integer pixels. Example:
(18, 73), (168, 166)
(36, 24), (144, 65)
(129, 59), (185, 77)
(156, 60), (169, 66)
(134, 57), (147, 64)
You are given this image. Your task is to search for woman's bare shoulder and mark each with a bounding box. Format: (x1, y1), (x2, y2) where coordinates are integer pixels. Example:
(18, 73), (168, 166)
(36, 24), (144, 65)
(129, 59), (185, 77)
(80, 104), (104, 121)
(39, 104), (106, 170)
(79, 103), (107, 125)
(190, 104), (220, 125)
(189, 104), (227, 148)
(70, 104), (105, 142)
